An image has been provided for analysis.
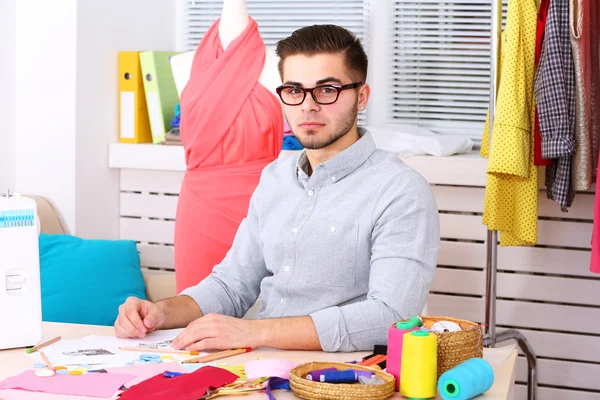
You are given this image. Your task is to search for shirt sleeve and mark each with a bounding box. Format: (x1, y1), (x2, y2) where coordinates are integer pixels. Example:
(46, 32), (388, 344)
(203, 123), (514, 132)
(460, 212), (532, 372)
(180, 178), (269, 318)
(310, 170), (439, 352)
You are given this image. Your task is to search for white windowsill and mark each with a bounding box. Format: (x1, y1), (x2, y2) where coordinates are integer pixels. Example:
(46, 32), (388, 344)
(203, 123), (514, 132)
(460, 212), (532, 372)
(108, 143), (488, 186)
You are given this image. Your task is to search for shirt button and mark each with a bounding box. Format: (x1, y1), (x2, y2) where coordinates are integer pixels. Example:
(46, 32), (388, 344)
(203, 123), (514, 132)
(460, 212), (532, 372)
(292, 228), (298, 234)
(308, 189), (314, 196)
(330, 226), (336, 232)
(284, 265), (290, 272)
(331, 176), (336, 182)
(280, 298), (286, 305)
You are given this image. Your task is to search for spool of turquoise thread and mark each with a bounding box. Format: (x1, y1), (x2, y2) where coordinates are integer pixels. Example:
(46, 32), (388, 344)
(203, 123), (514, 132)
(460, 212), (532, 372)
(438, 358), (495, 400)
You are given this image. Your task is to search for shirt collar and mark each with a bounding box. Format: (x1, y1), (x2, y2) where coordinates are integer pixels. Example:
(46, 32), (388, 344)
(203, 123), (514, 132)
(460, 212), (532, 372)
(296, 127), (376, 184)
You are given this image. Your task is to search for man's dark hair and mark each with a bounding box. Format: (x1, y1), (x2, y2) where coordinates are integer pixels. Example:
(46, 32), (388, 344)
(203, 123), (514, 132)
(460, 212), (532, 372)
(276, 25), (368, 82)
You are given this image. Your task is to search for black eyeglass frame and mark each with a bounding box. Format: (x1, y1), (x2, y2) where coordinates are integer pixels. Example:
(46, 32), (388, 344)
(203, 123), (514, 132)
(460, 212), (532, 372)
(275, 82), (364, 105)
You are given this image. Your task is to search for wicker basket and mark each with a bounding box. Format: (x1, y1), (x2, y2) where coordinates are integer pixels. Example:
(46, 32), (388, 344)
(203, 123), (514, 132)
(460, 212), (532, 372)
(405, 316), (484, 378)
(289, 361), (395, 400)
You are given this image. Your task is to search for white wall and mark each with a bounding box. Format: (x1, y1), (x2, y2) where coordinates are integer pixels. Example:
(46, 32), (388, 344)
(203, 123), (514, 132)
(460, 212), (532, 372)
(0, 0), (17, 192)
(15, 0), (78, 232)
(13, 0), (175, 238)
(74, 0), (176, 238)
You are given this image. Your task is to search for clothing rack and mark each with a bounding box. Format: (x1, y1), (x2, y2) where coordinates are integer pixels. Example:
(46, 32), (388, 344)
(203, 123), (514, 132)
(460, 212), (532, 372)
(483, 1), (538, 399)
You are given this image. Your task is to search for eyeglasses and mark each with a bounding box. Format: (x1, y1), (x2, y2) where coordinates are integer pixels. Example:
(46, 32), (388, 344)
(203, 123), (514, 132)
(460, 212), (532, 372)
(276, 82), (363, 106)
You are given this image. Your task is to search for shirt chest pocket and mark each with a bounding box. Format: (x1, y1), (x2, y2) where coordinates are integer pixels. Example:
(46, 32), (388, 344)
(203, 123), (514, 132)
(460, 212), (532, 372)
(299, 218), (358, 287)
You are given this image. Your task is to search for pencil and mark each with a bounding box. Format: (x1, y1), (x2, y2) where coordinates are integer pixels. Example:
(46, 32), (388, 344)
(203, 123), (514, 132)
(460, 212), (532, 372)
(26, 336), (61, 354)
(182, 347), (252, 364)
(118, 346), (199, 356)
(40, 352), (54, 370)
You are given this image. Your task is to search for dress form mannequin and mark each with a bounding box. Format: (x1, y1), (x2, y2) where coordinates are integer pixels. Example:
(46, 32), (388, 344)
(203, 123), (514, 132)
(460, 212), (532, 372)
(171, 0), (280, 97)
(174, 0), (284, 292)
(219, 0), (281, 94)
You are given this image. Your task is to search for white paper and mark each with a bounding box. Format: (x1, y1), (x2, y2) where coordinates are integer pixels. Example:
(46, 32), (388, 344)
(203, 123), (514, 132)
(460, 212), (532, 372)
(27, 329), (204, 368)
(147, 91), (163, 140)
(120, 91), (135, 139)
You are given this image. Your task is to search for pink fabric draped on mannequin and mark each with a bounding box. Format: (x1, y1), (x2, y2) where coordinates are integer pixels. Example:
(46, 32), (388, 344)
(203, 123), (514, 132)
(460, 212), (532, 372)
(175, 17), (283, 292)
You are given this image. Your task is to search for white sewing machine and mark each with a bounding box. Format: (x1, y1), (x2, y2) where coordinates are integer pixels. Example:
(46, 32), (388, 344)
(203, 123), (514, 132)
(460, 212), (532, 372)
(0, 191), (42, 350)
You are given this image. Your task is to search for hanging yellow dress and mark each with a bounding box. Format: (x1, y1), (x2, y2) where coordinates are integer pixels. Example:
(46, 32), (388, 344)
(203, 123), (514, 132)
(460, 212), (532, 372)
(480, 0), (539, 246)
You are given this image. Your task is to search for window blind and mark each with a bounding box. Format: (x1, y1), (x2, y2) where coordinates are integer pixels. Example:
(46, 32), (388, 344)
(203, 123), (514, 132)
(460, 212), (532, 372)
(389, 0), (495, 139)
(181, 1), (369, 50)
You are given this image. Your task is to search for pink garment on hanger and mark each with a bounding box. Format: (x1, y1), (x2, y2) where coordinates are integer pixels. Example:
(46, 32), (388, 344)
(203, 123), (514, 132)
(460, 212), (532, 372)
(175, 17), (283, 292)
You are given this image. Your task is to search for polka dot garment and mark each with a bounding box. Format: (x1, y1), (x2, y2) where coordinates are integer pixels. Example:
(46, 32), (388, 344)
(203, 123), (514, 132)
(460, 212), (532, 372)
(480, 0), (539, 246)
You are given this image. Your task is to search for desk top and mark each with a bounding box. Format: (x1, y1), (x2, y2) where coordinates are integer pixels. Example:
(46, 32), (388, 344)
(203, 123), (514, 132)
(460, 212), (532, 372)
(0, 322), (517, 400)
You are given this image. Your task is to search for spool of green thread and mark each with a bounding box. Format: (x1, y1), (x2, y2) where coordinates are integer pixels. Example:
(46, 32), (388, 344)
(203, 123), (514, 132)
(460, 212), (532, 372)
(407, 316), (423, 327)
(396, 321), (415, 330)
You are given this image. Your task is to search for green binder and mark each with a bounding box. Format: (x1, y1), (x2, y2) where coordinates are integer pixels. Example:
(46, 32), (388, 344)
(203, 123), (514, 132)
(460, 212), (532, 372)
(139, 51), (180, 144)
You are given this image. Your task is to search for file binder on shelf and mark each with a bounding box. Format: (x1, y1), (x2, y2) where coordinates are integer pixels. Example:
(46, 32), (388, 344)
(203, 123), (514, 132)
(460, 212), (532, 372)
(118, 52), (152, 144)
(139, 51), (180, 144)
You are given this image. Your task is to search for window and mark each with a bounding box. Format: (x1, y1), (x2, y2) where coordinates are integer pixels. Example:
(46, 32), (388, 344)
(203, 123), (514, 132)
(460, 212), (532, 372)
(179, 0), (370, 124)
(178, 1), (500, 139)
(389, 0), (493, 139)
(180, 1), (370, 50)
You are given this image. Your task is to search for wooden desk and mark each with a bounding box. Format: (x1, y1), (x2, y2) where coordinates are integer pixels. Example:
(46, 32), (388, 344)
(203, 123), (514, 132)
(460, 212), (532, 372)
(0, 322), (517, 399)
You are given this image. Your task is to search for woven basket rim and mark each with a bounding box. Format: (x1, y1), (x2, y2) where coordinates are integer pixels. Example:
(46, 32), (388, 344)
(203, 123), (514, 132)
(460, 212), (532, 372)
(289, 361), (395, 400)
(397, 315), (484, 378)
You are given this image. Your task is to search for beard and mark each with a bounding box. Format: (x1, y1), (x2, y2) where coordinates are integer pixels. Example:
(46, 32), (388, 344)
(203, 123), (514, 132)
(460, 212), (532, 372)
(289, 102), (358, 150)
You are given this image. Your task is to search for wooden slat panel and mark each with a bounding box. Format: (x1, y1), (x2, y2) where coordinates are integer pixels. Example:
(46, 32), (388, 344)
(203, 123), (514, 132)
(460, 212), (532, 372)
(142, 268), (176, 302)
(440, 214), (486, 241)
(401, 151), (488, 186)
(516, 356), (600, 391)
(120, 218), (175, 245)
(432, 185), (595, 220)
(138, 243), (175, 270)
(505, 328), (600, 363)
(538, 219), (593, 249)
(438, 241), (595, 277)
(121, 193), (178, 219)
(515, 384), (600, 400)
(439, 214), (593, 248)
(498, 245), (593, 277)
(426, 294), (600, 334)
(438, 241), (486, 268)
(432, 268), (600, 306)
(432, 186), (484, 213)
(109, 143), (186, 171)
(120, 169), (184, 194)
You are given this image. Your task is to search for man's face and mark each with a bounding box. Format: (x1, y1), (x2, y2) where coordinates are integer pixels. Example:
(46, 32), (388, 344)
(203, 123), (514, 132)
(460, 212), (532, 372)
(281, 53), (368, 150)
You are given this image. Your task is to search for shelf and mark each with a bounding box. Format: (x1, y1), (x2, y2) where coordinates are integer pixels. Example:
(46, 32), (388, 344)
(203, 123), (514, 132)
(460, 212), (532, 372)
(109, 143), (487, 186)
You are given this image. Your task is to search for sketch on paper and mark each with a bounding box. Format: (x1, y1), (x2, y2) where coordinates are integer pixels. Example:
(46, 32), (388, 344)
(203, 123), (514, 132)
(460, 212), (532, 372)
(136, 340), (173, 350)
(63, 349), (115, 357)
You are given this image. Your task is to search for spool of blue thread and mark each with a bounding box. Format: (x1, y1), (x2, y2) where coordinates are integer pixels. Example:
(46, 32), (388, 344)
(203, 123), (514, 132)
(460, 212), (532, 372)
(320, 370), (357, 384)
(306, 368), (337, 381)
(438, 358), (495, 400)
(164, 371), (184, 378)
(349, 370), (375, 379)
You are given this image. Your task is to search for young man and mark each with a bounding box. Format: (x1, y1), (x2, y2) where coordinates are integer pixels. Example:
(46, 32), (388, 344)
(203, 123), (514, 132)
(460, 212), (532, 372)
(114, 25), (440, 352)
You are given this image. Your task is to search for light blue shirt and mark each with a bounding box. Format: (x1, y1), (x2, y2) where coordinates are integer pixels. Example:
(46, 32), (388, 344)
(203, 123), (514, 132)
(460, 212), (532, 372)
(182, 128), (440, 352)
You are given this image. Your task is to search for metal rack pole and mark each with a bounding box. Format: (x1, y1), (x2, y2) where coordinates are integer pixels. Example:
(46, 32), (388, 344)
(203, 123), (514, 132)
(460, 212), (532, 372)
(484, 0), (537, 399)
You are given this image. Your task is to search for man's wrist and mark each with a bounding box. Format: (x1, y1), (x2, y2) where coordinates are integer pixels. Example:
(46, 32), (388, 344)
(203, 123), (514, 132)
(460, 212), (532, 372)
(250, 318), (272, 348)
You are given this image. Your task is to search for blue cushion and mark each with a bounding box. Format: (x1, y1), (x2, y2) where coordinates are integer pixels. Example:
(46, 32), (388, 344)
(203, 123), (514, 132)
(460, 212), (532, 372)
(39, 233), (147, 326)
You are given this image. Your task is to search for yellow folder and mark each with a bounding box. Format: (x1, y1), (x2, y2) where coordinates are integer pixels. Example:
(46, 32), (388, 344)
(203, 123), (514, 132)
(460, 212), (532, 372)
(118, 52), (152, 144)
(139, 51), (180, 144)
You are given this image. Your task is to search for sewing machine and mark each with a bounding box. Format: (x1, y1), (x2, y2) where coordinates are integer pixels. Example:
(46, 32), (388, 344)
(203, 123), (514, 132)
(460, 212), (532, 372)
(0, 191), (42, 350)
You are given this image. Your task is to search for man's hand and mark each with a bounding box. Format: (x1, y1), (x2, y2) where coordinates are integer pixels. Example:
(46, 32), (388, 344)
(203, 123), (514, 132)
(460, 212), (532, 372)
(171, 314), (261, 351)
(114, 297), (165, 338)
